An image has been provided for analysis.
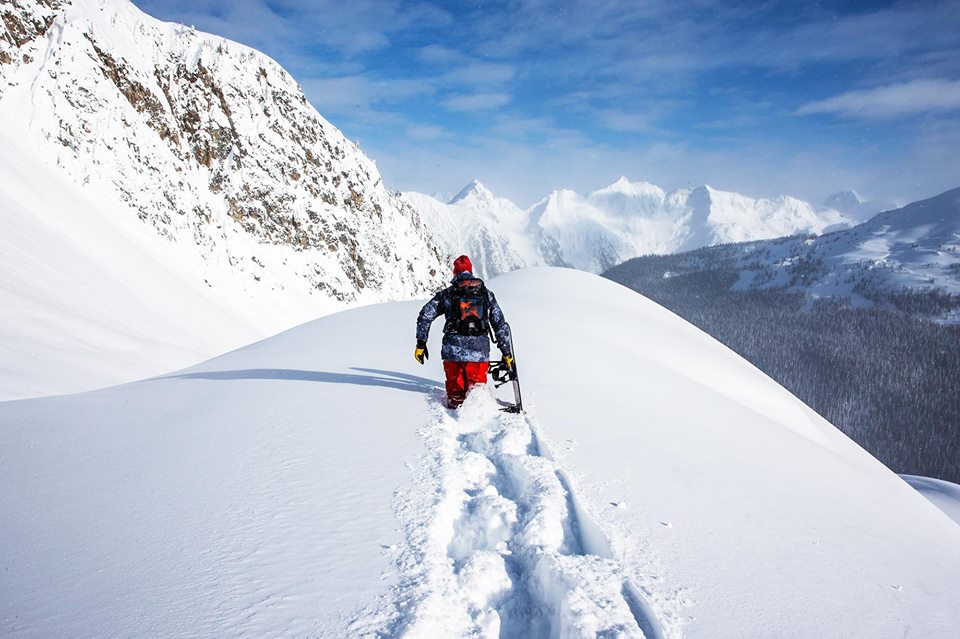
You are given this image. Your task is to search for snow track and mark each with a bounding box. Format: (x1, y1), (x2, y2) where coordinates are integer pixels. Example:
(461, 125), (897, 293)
(353, 389), (666, 638)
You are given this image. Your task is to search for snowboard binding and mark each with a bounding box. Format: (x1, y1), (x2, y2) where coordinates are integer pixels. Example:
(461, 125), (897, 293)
(489, 359), (523, 413)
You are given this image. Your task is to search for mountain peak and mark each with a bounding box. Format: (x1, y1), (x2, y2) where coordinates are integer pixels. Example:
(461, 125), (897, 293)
(592, 176), (664, 199)
(449, 179), (495, 205)
(823, 190), (866, 209)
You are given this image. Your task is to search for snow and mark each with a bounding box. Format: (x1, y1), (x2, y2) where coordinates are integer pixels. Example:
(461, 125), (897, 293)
(822, 190), (894, 223)
(722, 187), (960, 314)
(3, 267), (959, 638)
(842, 188), (960, 292)
(0, 127), (286, 400)
(901, 475), (960, 526)
(408, 178), (855, 276)
(406, 183), (537, 279)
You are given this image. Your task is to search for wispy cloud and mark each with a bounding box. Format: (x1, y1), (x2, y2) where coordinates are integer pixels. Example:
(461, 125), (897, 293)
(416, 44), (469, 65)
(406, 124), (445, 140)
(596, 109), (657, 133)
(439, 62), (515, 88)
(301, 76), (433, 109)
(442, 93), (512, 112)
(796, 79), (960, 119)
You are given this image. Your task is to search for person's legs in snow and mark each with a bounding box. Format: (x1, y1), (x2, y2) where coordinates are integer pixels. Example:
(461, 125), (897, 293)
(463, 361), (489, 391)
(443, 361), (489, 408)
(443, 361), (467, 408)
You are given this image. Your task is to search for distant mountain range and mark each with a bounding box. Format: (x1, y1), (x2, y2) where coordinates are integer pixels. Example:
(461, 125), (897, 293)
(601, 187), (960, 483)
(606, 187), (960, 322)
(407, 178), (881, 277)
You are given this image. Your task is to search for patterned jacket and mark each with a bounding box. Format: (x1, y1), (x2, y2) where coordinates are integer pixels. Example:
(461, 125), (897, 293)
(416, 272), (513, 362)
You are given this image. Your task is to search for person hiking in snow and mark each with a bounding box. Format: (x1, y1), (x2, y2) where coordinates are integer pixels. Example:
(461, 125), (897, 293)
(415, 255), (514, 409)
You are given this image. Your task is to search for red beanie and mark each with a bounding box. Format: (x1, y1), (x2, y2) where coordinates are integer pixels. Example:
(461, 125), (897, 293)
(453, 255), (473, 275)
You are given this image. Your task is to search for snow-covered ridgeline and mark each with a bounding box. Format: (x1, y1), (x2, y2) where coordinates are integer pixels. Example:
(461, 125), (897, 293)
(407, 178), (857, 276)
(0, 0), (447, 399)
(3, 268), (959, 638)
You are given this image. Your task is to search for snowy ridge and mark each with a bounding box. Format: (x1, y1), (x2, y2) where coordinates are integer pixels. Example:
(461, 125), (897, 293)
(0, 0), (446, 398)
(4, 268), (959, 638)
(407, 178), (855, 276)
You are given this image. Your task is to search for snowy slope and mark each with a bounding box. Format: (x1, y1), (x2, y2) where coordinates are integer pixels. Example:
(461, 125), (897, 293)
(0, 127), (285, 400)
(3, 268), (959, 638)
(408, 178), (853, 275)
(0, 0), (445, 399)
(607, 186), (960, 322)
(902, 475), (960, 526)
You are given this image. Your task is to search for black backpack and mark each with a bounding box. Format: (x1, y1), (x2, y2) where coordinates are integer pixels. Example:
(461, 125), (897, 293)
(446, 278), (490, 336)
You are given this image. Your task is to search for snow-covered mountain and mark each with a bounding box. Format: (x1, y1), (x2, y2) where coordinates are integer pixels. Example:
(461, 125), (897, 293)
(606, 186), (960, 322)
(407, 178), (855, 276)
(3, 268), (959, 638)
(407, 181), (537, 280)
(0, 0), (445, 399)
(821, 189), (896, 224)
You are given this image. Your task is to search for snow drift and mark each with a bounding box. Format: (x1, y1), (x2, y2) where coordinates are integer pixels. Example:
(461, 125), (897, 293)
(901, 475), (960, 526)
(2, 268), (958, 638)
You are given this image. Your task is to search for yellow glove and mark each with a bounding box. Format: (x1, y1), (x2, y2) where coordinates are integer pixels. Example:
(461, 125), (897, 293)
(415, 340), (428, 364)
(503, 354), (514, 370)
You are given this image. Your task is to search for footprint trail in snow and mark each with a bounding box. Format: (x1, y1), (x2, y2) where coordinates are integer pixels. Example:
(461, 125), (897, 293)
(353, 390), (670, 638)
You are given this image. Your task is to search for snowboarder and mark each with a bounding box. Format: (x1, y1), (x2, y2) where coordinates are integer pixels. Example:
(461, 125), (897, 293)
(415, 255), (514, 409)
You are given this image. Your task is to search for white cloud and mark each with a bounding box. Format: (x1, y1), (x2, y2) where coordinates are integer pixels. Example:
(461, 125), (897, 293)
(442, 93), (512, 112)
(439, 61), (515, 87)
(301, 76), (433, 112)
(796, 79), (960, 119)
(406, 124), (445, 140)
(596, 108), (656, 132)
(416, 44), (468, 65)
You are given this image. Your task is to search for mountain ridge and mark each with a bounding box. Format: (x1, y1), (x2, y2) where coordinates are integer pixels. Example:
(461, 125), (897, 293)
(408, 177), (862, 277)
(605, 186), (960, 321)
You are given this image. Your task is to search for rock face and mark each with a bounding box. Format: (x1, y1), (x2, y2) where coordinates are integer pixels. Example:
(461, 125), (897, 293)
(0, 0), (445, 304)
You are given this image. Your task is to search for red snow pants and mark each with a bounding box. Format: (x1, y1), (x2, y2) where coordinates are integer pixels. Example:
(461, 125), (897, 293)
(443, 360), (489, 408)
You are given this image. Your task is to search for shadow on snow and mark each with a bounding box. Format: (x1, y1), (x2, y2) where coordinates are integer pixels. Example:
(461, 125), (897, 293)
(162, 367), (441, 394)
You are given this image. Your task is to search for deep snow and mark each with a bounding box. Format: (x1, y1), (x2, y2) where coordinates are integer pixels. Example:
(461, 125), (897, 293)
(2, 268), (959, 638)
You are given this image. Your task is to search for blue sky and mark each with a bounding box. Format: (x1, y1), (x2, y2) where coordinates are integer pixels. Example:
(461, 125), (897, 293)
(134, 0), (960, 206)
